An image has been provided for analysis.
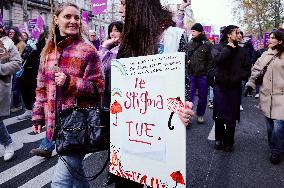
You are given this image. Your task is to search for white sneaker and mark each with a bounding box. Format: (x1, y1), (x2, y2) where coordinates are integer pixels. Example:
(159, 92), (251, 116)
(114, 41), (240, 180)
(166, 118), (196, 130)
(197, 116), (205, 124)
(240, 105), (244, 111)
(17, 110), (32, 120)
(4, 142), (15, 161)
(255, 93), (259, 99)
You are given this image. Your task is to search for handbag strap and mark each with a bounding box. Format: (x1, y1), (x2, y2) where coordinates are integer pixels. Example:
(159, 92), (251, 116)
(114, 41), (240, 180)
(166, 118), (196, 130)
(262, 55), (276, 71)
(59, 151), (110, 181)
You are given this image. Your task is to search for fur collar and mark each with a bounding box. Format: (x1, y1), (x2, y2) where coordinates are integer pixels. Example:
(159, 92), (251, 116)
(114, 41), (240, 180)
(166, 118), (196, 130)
(0, 36), (14, 51)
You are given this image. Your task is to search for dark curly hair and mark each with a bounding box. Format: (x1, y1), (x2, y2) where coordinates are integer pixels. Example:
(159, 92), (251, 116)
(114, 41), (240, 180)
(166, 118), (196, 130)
(269, 30), (284, 57)
(8, 26), (23, 45)
(117, 0), (175, 58)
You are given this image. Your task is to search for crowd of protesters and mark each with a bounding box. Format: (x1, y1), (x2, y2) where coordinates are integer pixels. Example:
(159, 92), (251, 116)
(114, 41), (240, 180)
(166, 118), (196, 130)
(0, 0), (283, 187)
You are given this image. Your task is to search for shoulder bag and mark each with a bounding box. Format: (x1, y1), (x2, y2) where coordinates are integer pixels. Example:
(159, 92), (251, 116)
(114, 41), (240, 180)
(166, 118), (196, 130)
(255, 55), (276, 85)
(55, 99), (110, 155)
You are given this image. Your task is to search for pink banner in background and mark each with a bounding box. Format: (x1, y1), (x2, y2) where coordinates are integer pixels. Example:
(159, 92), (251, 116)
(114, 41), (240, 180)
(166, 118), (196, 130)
(203, 26), (212, 35)
(81, 11), (89, 30)
(212, 34), (220, 44)
(0, 14), (3, 25)
(28, 16), (44, 40)
(91, 0), (107, 15)
(28, 19), (37, 33)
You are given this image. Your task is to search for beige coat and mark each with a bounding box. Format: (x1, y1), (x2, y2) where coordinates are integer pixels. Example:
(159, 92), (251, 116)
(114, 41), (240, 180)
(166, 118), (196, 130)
(246, 48), (284, 121)
(0, 36), (21, 117)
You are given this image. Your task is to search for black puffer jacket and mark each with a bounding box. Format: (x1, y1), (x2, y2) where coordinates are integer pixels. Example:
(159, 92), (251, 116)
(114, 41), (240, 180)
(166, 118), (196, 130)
(209, 42), (251, 88)
(187, 34), (213, 76)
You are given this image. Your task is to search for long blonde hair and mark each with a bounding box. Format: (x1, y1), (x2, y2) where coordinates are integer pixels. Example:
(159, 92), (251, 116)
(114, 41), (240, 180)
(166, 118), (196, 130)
(40, 2), (87, 63)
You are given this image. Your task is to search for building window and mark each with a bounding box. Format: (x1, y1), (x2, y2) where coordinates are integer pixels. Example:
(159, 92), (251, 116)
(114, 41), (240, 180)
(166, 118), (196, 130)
(3, 8), (10, 21)
(40, 12), (47, 24)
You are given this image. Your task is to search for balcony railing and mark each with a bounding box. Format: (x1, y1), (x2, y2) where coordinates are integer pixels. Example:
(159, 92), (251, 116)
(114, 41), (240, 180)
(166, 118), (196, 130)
(29, 0), (49, 5)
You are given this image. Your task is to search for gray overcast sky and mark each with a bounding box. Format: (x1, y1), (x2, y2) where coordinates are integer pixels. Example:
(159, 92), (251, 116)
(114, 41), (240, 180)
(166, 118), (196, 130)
(163, 0), (237, 32)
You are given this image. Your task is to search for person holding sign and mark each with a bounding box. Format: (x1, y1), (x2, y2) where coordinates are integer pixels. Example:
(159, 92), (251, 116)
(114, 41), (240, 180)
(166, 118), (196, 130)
(112, 0), (194, 187)
(32, 3), (104, 187)
(99, 21), (124, 186)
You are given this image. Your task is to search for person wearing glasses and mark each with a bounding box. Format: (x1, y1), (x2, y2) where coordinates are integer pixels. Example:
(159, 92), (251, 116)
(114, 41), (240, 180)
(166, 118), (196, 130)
(89, 30), (100, 51)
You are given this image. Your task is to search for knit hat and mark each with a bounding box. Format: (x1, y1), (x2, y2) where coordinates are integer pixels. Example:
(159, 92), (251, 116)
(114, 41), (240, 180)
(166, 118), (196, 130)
(191, 23), (203, 32)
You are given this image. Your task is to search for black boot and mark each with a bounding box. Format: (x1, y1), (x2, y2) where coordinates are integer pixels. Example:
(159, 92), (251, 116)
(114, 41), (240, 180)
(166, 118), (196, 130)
(214, 140), (224, 150)
(103, 173), (116, 186)
(223, 145), (234, 152)
(270, 153), (281, 164)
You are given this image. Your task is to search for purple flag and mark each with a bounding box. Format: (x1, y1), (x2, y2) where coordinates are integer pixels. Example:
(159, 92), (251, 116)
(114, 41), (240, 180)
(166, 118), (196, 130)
(0, 14), (3, 25)
(91, 0), (107, 15)
(28, 19), (37, 33)
(37, 15), (44, 32)
(81, 11), (89, 30)
(253, 39), (261, 50)
(203, 26), (212, 35)
(29, 16), (44, 40)
(212, 34), (220, 44)
(263, 32), (269, 47)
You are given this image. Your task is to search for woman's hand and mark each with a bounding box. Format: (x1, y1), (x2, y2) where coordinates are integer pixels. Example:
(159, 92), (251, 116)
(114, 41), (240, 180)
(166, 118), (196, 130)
(179, 0), (191, 10)
(55, 72), (66, 86)
(101, 38), (120, 49)
(178, 101), (194, 126)
(33, 125), (42, 134)
(244, 86), (253, 97)
(227, 42), (236, 48)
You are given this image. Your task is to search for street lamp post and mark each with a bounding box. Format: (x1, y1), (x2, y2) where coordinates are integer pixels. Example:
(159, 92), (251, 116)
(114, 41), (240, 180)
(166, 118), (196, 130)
(49, 0), (54, 15)
(0, 0), (3, 19)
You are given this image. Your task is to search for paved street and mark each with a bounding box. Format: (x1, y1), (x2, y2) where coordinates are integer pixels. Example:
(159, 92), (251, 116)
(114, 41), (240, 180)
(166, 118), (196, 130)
(187, 96), (284, 187)
(1, 96), (284, 187)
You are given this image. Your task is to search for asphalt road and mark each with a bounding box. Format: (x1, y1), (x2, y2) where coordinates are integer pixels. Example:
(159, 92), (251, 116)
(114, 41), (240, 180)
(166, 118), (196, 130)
(0, 96), (283, 187)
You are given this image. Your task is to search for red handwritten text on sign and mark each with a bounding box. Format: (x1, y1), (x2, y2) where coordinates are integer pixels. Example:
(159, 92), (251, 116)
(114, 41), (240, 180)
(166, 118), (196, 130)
(124, 78), (164, 114)
(123, 78), (165, 145)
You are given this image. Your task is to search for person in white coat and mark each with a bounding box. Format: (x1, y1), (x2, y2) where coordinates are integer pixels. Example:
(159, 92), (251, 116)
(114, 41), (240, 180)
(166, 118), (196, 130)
(0, 24), (21, 161)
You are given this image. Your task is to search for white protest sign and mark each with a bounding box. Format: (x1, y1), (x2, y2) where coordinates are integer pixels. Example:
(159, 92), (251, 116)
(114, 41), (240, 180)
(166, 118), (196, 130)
(110, 52), (186, 188)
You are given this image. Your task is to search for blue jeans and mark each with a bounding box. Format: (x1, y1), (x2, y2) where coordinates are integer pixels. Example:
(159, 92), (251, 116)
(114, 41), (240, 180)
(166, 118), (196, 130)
(39, 137), (55, 151)
(52, 154), (90, 188)
(255, 84), (260, 94)
(189, 75), (208, 116)
(0, 118), (12, 146)
(265, 117), (284, 155)
(208, 86), (214, 101)
(12, 75), (22, 107)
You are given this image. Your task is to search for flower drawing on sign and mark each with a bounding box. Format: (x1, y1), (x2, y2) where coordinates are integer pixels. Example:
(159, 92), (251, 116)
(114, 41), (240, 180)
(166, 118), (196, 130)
(110, 100), (122, 126)
(111, 88), (122, 97)
(110, 150), (119, 171)
(170, 170), (185, 188)
(167, 97), (184, 130)
(111, 60), (127, 76)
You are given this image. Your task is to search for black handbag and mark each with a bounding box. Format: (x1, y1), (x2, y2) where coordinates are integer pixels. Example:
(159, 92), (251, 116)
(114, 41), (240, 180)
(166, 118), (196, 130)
(55, 104), (110, 156)
(255, 55), (276, 85)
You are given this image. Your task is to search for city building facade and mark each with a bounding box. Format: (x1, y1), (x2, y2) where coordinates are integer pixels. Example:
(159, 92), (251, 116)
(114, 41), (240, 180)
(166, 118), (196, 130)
(1, 0), (121, 38)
